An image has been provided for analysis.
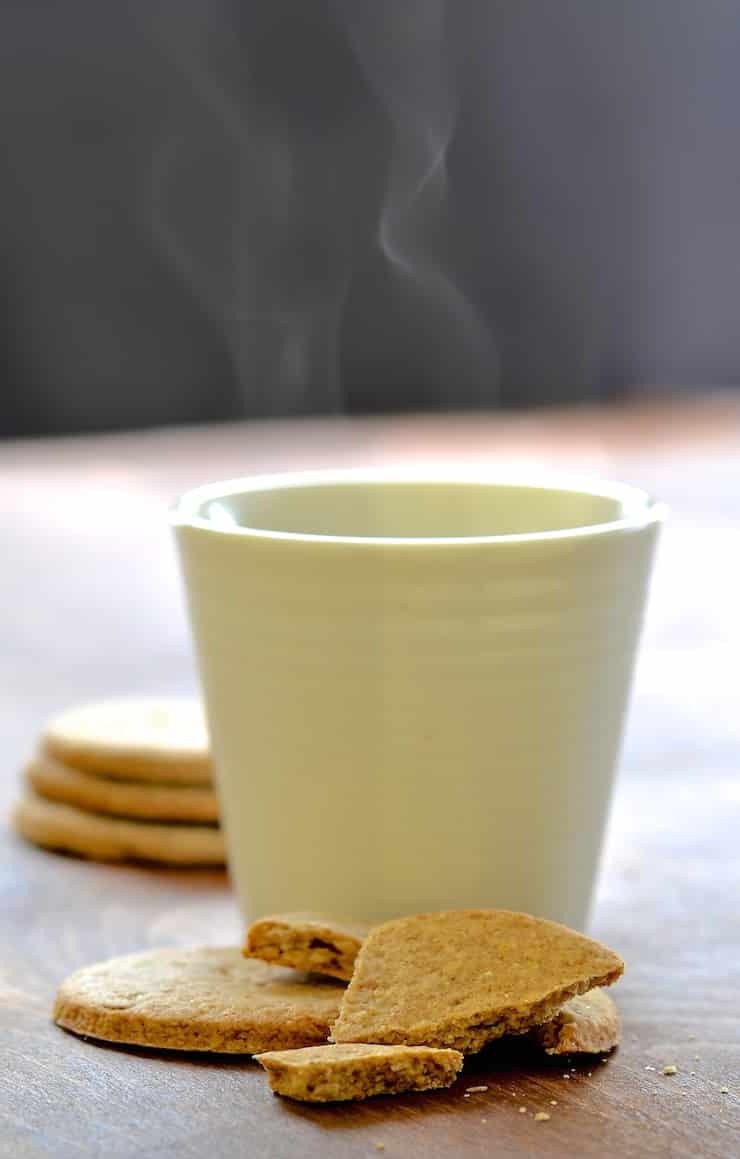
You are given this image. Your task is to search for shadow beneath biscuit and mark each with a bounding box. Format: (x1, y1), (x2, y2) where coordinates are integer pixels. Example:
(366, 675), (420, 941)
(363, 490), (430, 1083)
(59, 1026), (617, 1127)
(20, 839), (231, 883)
(62, 1030), (261, 1069)
(275, 1084), (470, 1128)
(466, 1035), (618, 1076)
(276, 1040), (619, 1130)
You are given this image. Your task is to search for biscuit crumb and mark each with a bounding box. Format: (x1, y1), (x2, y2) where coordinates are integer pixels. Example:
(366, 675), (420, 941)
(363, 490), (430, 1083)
(375, 1144), (385, 1152)
(519, 1106), (527, 1113)
(463, 1093), (471, 1098)
(534, 1112), (551, 1122)
(480, 1118), (488, 1124)
(466, 1085), (488, 1093)
(550, 1100), (558, 1106)
(663, 1065), (678, 1076)
(562, 1074), (570, 1079)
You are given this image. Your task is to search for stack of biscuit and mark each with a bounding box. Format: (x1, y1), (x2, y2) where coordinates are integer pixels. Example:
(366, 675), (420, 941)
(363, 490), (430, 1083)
(13, 697), (225, 866)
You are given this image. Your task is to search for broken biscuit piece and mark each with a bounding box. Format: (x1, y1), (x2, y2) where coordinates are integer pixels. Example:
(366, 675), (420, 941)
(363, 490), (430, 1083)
(244, 913), (369, 981)
(332, 909), (623, 1053)
(531, 987), (620, 1055)
(255, 1042), (463, 1102)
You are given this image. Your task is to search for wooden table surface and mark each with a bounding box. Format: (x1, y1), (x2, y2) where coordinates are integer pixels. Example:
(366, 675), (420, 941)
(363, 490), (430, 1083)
(2, 396), (739, 1158)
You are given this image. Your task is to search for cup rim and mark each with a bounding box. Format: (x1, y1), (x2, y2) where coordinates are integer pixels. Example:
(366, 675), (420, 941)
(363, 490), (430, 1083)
(171, 467), (666, 546)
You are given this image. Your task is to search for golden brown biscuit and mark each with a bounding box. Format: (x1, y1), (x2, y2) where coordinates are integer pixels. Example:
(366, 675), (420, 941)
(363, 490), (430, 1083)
(244, 913), (370, 981)
(331, 909), (623, 1053)
(54, 948), (344, 1053)
(531, 987), (620, 1055)
(42, 697), (211, 783)
(14, 791), (224, 866)
(26, 752), (219, 822)
(255, 1042), (463, 1102)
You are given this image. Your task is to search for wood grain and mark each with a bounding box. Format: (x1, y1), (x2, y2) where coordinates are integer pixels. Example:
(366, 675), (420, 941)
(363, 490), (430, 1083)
(1, 395), (739, 1158)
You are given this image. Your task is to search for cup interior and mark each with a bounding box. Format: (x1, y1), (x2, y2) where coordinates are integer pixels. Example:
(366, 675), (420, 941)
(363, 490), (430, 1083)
(183, 475), (657, 541)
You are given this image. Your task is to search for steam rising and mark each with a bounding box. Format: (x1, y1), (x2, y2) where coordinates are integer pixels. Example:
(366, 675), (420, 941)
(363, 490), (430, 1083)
(149, 1), (497, 414)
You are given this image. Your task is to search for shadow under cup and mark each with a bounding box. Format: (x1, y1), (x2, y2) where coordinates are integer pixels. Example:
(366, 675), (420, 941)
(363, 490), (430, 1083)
(172, 472), (664, 930)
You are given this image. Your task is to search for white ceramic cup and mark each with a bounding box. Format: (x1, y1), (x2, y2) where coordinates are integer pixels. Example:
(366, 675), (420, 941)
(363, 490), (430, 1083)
(173, 469), (664, 929)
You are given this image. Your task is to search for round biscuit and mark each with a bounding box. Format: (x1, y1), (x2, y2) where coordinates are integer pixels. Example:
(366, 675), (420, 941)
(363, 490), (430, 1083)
(26, 752), (219, 823)
(42, 697), (211, 783)
(13, 791), (224, 866)
(54, 947), (344, 1052)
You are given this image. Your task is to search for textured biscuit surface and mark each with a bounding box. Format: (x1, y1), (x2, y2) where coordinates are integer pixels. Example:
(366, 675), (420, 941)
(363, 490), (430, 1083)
(332, 909), (623, 1053)
(54, 948), (344, 1053)
(42, 697), (211, 783)
(14, 791), (224, 865)
(255, 1042), (463, 1102)
(245, 913), (370, 981)
(531, 987), (620, 1055)
(26, 753), (219, 822)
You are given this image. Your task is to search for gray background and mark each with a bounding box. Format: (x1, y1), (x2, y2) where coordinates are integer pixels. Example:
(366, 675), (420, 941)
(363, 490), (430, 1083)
(2, 0), (739, 435)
